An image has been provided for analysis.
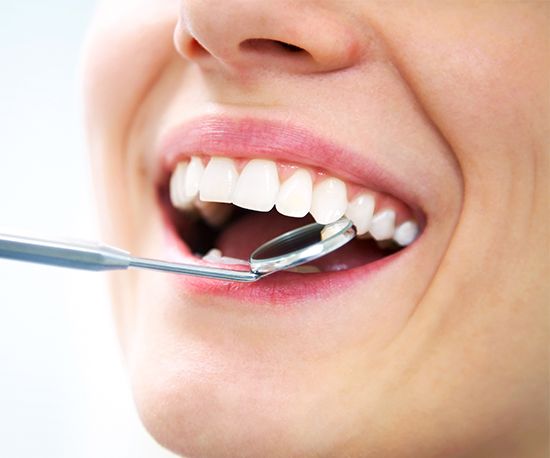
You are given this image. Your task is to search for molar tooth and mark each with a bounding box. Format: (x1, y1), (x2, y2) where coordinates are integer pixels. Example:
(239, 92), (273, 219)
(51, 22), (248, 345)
(195, 200), (234, 227)
(169, 162), (194, 210)
(369, 209), (396, 241)
(310, 178), (347, 225)
(394, 220), (419, 246)
(275, 169), (312, 218)
(345, 193), (375, 236)
(199, 157), (239, 203)
(232, 159), (279, 211)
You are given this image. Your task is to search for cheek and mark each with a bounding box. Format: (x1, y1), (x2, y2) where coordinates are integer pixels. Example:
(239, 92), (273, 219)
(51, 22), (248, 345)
(81, 3), (178, 241)
(82, 15), (177, 143)
(81, 3), (179, 347)
(367, 4), (548, 166)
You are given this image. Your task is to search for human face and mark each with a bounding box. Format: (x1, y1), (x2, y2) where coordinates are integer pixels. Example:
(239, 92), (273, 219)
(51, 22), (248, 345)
(82, 1), (549, 457)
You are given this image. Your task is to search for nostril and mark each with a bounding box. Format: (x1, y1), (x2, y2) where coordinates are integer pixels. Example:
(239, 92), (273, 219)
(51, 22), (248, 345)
(274, 41), (304, 53)
(240, 38), (310, 58)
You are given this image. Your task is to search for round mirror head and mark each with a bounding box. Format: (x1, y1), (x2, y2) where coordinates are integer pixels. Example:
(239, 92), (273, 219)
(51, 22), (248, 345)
(249, 218), (356, 275)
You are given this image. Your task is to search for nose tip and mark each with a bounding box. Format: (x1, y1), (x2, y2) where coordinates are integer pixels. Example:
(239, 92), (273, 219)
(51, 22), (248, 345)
(174, 1), (363, 75)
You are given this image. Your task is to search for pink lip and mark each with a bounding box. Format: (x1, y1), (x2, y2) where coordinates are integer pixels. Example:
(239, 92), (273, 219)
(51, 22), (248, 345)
(155, 115), (421, 305)
(161, 219), (406, 306)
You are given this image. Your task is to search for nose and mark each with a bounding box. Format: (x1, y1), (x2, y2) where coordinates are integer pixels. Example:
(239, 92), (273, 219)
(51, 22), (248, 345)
(174, 0), (363, 75)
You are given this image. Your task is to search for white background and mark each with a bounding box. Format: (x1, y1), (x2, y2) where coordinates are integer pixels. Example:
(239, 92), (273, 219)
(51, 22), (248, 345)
(0, 2), (175, 457)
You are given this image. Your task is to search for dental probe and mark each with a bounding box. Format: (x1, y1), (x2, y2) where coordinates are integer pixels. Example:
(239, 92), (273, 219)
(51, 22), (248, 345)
(0, 218), (356, 282)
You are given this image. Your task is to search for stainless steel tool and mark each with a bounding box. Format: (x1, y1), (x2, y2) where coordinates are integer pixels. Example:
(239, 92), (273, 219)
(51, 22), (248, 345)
(0, 218), (356, 282)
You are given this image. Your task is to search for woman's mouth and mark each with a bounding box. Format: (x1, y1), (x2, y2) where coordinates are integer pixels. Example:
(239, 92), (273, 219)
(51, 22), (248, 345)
(155, 116), (425, 303)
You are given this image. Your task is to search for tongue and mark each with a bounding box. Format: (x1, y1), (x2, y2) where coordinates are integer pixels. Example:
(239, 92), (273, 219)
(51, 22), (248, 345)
(217, 210), (307, 259)
(216, 210), (389, 271)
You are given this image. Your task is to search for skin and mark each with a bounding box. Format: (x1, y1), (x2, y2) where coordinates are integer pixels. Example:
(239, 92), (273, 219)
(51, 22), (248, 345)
(82, 1), (549, 457)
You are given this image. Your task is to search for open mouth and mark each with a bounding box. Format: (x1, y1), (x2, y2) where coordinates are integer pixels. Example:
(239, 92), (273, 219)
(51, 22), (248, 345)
(159, 154), (421, 274)
(151, 116), (426, 302)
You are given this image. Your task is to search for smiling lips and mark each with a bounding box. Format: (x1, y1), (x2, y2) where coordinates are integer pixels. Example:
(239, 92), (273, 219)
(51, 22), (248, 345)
(156, 116), (422, 289)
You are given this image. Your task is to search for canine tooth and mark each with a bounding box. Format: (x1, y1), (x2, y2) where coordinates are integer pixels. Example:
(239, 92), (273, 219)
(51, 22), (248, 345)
(345, 193), (375, 236)
(394, 220), (419, 246)
(195, 200), (233, 227)
(169, 162), (194, 210)
(232, 159), (280, 211)
(369, 209), (396, 240)
(275, 169), (312, 218)
(200, 157), (238, 203)
(310, 178), (347, 224)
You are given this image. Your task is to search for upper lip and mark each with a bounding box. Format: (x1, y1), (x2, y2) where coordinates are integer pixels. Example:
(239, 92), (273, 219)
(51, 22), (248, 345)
(156, 115), (421, 213)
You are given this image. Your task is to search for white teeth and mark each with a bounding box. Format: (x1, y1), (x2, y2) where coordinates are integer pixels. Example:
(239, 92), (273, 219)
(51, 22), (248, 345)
(185, 157), (205, 199)
(345, 193), (375, 236)
(232, 159), (280, 211)
(202, 248), (248, 266)
(202, 248), (222, 262)
(169, 159), (205, 210)
(199, 157), (239, 203)
(275, 169), (313, 218)
(310, 178), (347, 225)
(320, 221), (345, 240)
(393, 220), (419, 246)
(170, 156), (419, 250)
(369, 209), (396, 241)
(169, 162), (194, 210)
(219, 256), (249, 266)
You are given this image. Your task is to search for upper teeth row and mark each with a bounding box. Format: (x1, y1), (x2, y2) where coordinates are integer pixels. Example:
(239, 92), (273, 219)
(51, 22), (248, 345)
(169, 156), (419, 246)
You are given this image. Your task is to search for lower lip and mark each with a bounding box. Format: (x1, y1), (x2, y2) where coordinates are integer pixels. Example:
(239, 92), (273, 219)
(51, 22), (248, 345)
(160, 212), (402, 307)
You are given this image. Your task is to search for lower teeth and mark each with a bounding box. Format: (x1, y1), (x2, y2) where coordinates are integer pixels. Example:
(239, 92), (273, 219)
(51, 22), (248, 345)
(201, 248), (323, 273)
(202, 248), (249, 266)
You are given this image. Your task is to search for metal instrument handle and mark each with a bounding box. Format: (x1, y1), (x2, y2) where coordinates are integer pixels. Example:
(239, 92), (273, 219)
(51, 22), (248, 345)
(0, 233), (259, 282)
(0, 233), (131, 271)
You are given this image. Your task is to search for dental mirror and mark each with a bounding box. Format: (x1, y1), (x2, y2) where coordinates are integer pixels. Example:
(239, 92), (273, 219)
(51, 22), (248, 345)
(0, 218), (356, 282)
